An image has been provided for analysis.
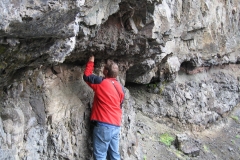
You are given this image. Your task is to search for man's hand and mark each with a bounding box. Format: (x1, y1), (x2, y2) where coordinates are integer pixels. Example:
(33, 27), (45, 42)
(89, 55), (94, 62)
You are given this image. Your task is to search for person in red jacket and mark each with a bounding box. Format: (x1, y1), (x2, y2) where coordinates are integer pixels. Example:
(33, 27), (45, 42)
(83, 55), (125, 160)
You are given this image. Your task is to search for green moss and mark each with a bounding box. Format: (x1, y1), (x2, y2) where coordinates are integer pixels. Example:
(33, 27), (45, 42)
(159, 133), (175, 146)
(158, 81), (168, 94)
(203, 145), (210, 152)
(231, 139), (235, 144)
(231, 115), (239, 123)
(143, 155), (147, 160)
(0, 45), (7, 54)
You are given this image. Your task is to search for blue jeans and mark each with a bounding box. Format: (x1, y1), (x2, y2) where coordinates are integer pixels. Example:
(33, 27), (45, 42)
(93, 123), (121, 160)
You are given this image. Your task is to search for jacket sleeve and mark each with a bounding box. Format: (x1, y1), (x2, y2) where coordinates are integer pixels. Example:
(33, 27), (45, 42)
(83, 61), (103, 90)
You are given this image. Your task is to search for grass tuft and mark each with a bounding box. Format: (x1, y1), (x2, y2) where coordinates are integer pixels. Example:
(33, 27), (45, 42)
(231, 115), (239, 123)
(143, 155), (147, 160)
(159, 133), (175, 146)
(203, 145), (210, 152)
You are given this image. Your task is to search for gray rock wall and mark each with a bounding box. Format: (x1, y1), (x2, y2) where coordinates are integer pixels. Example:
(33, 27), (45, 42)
(0, 0), (240, 159)
(0, 65), (136, 159)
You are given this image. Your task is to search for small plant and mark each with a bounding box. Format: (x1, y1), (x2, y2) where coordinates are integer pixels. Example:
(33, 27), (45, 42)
(231, 115), (239, 123)
(159, 81), (168, 95)
(159, 133), (175, 146)
(174, 150), (185, 159)
(147, 83), (157, 89)
(203, 145), (210, 153)
(143, 155), (147, 160)
(236, 135), (240, 139)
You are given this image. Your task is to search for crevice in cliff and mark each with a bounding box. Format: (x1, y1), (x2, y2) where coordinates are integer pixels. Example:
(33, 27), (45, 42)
(180, 59), (197, 74)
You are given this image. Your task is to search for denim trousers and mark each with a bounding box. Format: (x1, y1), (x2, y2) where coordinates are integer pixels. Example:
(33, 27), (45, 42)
(93, 123), (121, 160)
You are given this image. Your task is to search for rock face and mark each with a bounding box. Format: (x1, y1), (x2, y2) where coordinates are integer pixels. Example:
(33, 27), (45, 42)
(175, 134), (201, 157)
(0, 0), (240, 159)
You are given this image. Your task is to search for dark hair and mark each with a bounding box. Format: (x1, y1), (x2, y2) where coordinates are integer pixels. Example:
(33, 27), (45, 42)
(104, 60), (119, 78)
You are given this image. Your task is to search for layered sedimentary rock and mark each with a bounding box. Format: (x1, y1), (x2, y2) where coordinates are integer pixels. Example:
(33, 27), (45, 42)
(0, 0), (240, 159)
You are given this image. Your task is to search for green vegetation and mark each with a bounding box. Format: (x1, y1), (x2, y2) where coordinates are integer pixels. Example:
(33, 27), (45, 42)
(159, 81), (167, 94)
(143, 155), (147, 160)
(174, 150), (186, 160)
(147, 81), (168, 95)
(231, 115), (239, 123)
(236, 135), (240, 139)
(231, 139), (235, 144)
(203, 145), (210, 152)
(159, 133), (175, 146)
(147, 83), (157, 89)
(0, 45), (7, 54)
(167, 145), (188, 160)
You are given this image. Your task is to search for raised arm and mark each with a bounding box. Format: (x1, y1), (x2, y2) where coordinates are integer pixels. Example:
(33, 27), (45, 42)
(83, 56), (103, 87)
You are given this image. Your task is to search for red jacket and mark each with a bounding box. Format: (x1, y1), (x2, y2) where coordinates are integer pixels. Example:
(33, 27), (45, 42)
(83, 61), (125, 126)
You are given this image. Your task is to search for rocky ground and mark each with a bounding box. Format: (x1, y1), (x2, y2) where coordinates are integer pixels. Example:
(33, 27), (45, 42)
(128, 86), (240, 160)
(126, 65), (240, 160)
(195, 105), (240, 160)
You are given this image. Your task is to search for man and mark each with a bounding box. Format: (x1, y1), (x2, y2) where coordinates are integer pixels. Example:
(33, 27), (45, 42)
(83, 56), (125, 160)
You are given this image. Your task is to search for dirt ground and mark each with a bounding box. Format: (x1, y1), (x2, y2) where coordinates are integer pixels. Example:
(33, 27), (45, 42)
(127, 64), (240, 160)
(135, 103), (240, 160)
